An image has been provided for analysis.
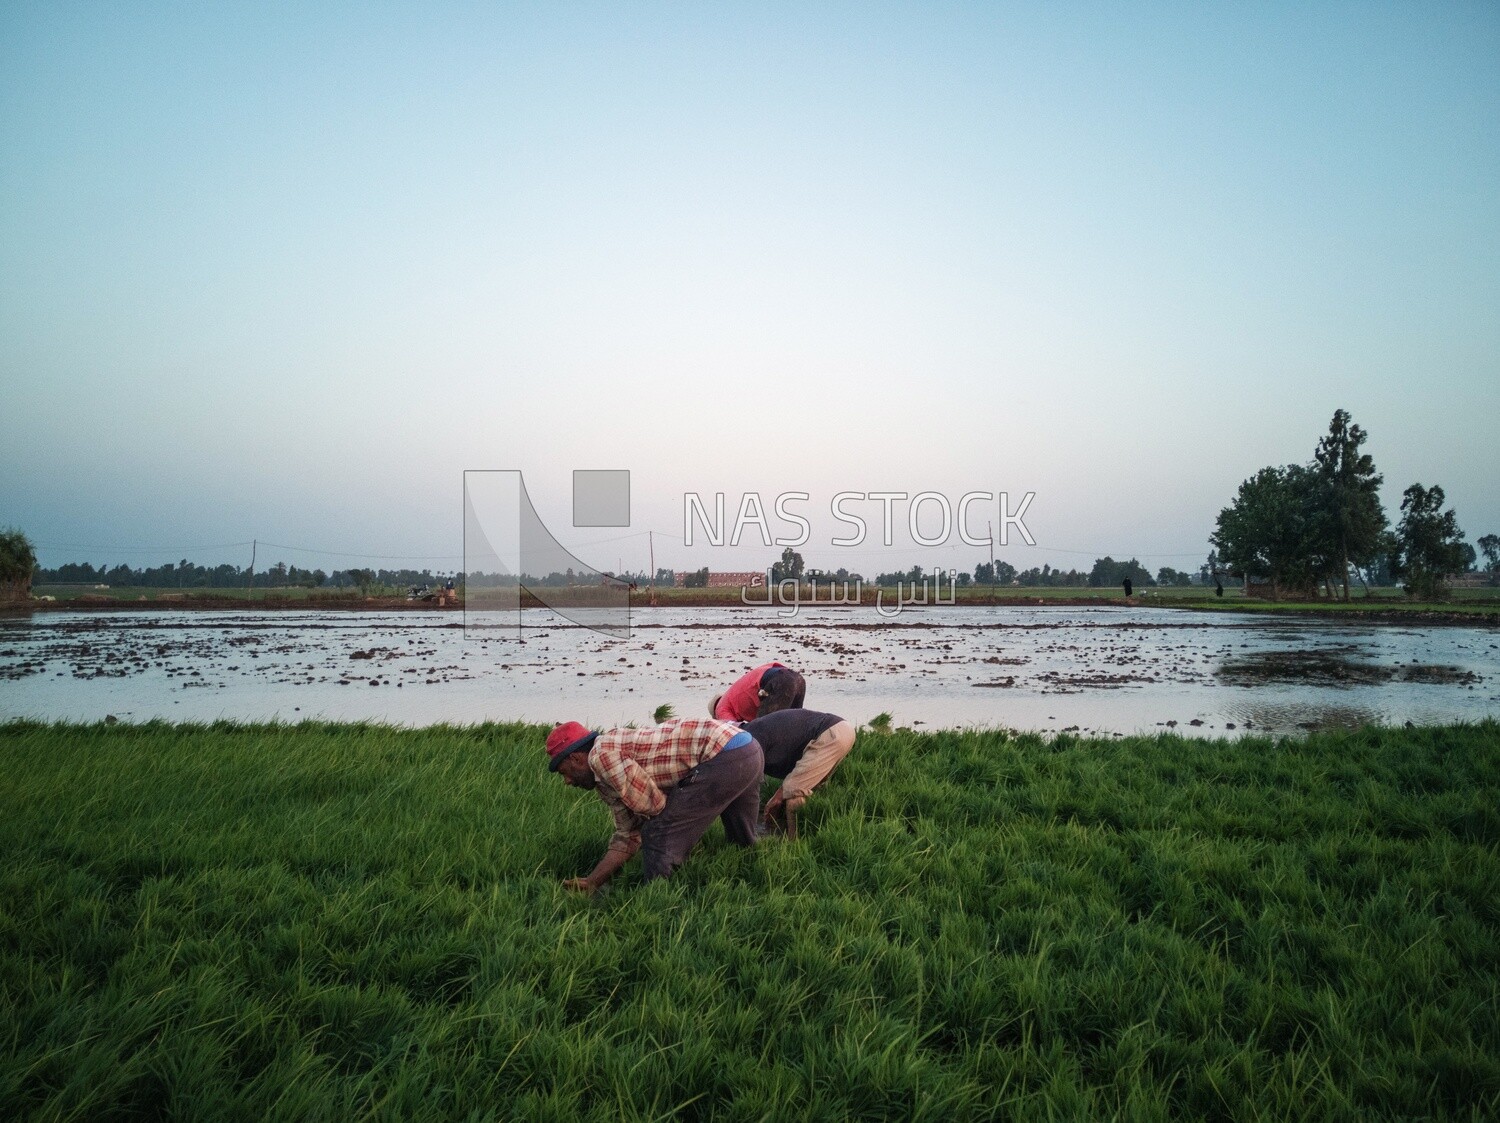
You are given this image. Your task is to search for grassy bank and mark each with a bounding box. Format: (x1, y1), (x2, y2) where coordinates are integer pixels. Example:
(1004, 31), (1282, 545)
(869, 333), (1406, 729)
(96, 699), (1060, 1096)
(2, 721), (1497, 1119)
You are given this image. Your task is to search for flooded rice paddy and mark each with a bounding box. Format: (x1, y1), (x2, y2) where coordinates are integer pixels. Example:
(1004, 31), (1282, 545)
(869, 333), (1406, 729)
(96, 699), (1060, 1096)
(1, 606), (1496, 736)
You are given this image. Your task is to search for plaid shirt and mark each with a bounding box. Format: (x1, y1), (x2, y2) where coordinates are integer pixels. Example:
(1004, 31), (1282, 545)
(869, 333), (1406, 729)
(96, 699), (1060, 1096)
(591, 718), (742, 851)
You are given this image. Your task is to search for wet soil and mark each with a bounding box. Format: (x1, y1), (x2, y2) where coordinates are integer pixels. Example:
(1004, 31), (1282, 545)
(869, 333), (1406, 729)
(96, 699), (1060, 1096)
(1219, 648), (1482, 688)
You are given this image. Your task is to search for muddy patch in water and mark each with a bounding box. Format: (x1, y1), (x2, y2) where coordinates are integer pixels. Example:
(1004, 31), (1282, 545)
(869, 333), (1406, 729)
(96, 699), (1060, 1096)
(1219, 647), (1481, 688)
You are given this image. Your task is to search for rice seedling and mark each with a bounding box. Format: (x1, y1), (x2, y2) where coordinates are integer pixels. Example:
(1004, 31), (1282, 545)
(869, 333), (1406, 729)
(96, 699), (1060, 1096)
(0, 718), (1495, 1119)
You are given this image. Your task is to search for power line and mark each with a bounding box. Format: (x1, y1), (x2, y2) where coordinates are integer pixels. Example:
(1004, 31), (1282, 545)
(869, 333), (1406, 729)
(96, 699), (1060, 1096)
(38, 539), (461, 563)
(39, 541), (254, 552)
(255, 541), (463, 562)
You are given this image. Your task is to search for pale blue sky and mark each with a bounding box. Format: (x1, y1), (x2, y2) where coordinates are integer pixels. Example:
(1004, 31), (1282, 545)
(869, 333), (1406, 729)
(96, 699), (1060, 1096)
(3, 2), (1496, 577)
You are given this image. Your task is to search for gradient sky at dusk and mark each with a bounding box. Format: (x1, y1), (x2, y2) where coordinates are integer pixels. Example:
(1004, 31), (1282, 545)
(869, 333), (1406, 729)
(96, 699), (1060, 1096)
(3, 3), (1496, 578)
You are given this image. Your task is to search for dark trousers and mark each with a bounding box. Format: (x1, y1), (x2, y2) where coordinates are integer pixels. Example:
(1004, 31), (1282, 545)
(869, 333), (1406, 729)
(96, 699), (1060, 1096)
(640, 740), (763, 881)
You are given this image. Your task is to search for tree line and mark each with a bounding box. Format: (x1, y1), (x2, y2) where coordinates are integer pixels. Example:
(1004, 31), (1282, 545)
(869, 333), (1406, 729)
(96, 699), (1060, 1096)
(1210, 409), (1489, 599)
(783, 547), (1188, 589)
(34, 559), (458, 593)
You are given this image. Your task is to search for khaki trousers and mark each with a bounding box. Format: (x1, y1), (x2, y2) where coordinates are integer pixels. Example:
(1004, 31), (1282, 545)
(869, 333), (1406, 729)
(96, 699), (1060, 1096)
(781, 720), (856, 802)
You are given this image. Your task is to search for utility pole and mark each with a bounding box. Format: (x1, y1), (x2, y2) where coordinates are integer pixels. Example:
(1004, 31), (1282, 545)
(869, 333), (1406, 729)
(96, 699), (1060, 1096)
(988, 522), (995, 605)
(247, 539), (256, 600)
(649, 531), (657, 607)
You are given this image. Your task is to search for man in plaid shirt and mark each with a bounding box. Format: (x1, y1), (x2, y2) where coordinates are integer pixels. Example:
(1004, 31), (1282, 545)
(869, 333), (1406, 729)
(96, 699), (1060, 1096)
(546, 716), (764, 892)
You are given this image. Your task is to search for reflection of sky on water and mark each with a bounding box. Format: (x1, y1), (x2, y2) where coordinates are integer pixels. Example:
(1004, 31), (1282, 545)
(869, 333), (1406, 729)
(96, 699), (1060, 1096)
(1, 606), (1496, 737)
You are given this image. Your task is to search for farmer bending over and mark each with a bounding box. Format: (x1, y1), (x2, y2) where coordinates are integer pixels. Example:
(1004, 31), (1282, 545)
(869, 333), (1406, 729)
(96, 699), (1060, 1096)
(710, 661), (806, 722)
(744, 708), (857, 840)
(546, 717), (763, 893)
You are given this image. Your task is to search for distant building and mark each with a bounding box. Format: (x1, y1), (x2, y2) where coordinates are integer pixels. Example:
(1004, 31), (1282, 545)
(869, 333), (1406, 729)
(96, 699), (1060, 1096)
(672, 571), (766, 589)
(1443, 572), (1489, 589)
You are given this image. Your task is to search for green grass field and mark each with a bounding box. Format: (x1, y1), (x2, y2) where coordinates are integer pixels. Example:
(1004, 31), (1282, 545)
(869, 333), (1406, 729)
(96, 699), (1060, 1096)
(2, 721), (1497, 1120)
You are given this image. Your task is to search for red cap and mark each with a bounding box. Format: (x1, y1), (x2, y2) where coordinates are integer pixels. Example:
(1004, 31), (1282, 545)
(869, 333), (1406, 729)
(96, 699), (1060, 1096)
(546, 721), (596, 771)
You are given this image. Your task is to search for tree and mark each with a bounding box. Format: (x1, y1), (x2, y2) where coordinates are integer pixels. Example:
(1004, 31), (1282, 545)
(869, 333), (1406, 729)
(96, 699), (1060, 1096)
(1156, 567), (1192, 587)
(1200, 549), (1241, 585)
(1478, 534), (1500, 582)
(0, 527), (37, 601)
(1087, 556), (1155, 589)
(770, 547), (804, 583)
(1210, 465), (1328, 598)
(682, 566), (710, 589)
(1015, 564), (1087, 587)
(1392, 484), (1467, 599)
(1313, 409), (1387, 600)
(1363, 530), (1401, 587)
(977, 560), (1018, 585)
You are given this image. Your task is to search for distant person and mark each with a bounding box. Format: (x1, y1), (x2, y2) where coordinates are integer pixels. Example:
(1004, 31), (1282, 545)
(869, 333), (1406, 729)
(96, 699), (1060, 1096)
(545, 717), (762, 892)
(710, 661), (806, 722)
(744, 708), (857, 839)
(1215, 581), (1224, 598)
(1122, 577), (1133, 598)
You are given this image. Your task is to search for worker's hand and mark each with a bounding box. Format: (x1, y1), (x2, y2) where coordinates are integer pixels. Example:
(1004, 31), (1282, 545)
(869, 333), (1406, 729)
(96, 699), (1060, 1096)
(562, 877), (594, 894)
(762, 790), (786, 829)
(783, 795), (806, 841)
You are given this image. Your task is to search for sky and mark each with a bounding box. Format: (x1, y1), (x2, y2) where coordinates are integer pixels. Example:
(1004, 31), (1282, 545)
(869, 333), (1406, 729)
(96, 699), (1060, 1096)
(2, 2), (1496, 580)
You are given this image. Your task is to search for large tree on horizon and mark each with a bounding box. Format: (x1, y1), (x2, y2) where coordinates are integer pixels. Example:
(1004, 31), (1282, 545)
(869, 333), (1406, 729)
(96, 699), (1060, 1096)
(770, 546), (805, 583)
(1392, 483), (1467, 599)
(1210, 464), (1328, 598)
(1478, 533), (1500, 581)
(1313, 409), (1387, 600)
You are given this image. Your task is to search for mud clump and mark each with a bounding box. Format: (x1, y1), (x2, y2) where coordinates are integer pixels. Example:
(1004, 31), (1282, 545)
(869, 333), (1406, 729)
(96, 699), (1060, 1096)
(1397, 664), (1480, 686)
(1036, 670), (1156, 690)
(1219, 649), (1481, 688)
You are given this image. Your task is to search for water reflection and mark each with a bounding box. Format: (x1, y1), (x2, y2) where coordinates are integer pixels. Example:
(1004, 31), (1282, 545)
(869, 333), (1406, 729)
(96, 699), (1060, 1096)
(1, 606), (1495, 736)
